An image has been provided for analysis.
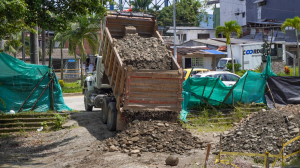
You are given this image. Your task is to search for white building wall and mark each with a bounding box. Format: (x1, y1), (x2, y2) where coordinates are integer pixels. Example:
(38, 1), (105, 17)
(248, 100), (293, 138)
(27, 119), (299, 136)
(203, 57), (213, 70)
(220, 0), (246, 26)
(179, 29), (216, 43)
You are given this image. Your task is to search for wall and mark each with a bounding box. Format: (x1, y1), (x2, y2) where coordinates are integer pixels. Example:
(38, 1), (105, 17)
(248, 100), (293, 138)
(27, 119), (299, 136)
(261, 61), (285, 74)
(213, 8), (220, 28)
(199, 14), (214, 28)
(220, 0), (246, 26)
(203, 57), (212, 70)
(179, 29), (216, 43)
(261, 0), (300, 22)
(246, 0), (257, 22)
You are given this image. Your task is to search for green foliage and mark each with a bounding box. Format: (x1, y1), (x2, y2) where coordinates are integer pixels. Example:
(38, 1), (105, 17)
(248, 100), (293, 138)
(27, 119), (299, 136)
(215, 20), (242, 44)
(156, 0), (205, 27)
(41, 121), (48, 128)
(225, 63), (241, 72)
(281, 16), (300, 34)
(53, 114), (66, 130)
(59, 80), (64, 88)
(285, 154), (300, 166)
(0, 0), (30, 39)
(61, 82), (82, 93)
(130, 0), (152, 12)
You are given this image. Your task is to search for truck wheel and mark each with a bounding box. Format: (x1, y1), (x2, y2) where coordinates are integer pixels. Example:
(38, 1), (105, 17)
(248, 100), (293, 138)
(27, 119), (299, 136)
(101, 96), (111, 124)
(84, 93), (93, 111)
(107, 102), (117, 131)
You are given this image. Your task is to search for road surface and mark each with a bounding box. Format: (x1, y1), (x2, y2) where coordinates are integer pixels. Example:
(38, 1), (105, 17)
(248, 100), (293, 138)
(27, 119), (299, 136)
(63, 95), (102, 112)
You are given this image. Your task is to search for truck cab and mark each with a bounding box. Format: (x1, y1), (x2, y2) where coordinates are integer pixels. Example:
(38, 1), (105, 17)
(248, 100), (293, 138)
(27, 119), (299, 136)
(216, 58), (236, 71)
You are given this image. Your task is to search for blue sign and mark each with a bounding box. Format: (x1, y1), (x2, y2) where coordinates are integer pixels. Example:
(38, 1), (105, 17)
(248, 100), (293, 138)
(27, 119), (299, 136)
(243, 49), (261, 55)
(68, 59), (75, 62)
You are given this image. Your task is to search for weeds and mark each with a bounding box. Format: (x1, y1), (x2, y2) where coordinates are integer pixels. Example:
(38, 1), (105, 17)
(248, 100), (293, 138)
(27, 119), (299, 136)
(41, 121), (48, 128)
(53, 114), (66, 130)
(285, 154), (300, 166)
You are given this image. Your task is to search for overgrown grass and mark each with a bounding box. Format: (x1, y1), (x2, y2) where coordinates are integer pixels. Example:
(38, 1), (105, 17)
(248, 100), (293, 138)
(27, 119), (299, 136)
(285, 154), (300, 166)
(61, 81), (82, 93)
(277, 67), (299, 76)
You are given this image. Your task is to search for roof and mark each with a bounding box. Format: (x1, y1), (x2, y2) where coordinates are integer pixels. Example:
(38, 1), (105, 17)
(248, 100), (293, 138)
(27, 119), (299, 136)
(191, 39), (227, 47)
(203, 50), (226, 55)
(167, 27), (215, 31)
(212, 38), (262, 44)
(207, 0), (219, 5)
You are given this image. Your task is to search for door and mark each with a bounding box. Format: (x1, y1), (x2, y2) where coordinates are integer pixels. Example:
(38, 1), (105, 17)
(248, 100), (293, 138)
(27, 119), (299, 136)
(185, 58), (191, 68)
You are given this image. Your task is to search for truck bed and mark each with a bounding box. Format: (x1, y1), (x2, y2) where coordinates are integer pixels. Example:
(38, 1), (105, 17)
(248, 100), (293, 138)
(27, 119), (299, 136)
(99, 13), (183, 113)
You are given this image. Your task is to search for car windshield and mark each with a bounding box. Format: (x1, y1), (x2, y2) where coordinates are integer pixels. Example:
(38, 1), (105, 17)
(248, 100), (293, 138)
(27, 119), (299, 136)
(217, 60), (228, 68)
(192, 74), (201, 78)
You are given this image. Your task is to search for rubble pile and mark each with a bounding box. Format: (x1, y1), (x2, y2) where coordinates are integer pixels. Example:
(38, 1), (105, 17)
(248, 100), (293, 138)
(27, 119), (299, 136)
(101, 120), (207, 155)
(219, 108), (300, 155)
(115, 34), (172, 70)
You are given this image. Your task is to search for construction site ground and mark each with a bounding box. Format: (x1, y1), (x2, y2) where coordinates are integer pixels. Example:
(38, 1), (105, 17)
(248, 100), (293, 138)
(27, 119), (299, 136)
(0, 109), (256, 168)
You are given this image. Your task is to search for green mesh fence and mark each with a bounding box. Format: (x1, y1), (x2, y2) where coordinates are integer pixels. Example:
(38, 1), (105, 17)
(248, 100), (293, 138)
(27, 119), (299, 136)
(0, 52), (71, 113)
(180, 55), (276, 122)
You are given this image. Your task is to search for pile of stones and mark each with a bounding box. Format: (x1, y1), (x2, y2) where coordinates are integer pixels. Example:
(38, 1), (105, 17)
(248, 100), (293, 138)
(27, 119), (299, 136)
(101, 120), (207, 155)
(218, 108), (300, 155)
(115, 34), (173, 70)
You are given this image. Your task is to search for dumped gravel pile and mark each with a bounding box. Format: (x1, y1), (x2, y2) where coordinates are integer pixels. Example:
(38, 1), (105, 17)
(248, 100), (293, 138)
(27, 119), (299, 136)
(115, 34), (172, 70)
(219, 108), (300, 155)
(101, 120), (207, 155)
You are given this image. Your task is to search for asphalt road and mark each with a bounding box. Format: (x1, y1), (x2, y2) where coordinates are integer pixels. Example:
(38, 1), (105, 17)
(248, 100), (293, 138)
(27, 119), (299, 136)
(63, 95), (86, 111)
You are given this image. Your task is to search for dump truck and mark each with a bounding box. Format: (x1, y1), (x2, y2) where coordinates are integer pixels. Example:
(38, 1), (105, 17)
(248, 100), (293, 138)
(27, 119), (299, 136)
(84, 12), (183, 131)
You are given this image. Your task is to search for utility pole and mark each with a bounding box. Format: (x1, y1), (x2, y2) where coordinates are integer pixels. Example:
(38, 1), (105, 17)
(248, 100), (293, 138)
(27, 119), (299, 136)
(173, 0), (177, 60)
(49, 40), (54, 110)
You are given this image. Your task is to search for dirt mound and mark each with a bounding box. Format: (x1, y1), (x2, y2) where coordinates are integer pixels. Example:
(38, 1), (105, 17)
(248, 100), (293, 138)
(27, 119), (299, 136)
(101, 120), (207, 155)
(115, 34), (172, 70)
(219, 108), (300, 156)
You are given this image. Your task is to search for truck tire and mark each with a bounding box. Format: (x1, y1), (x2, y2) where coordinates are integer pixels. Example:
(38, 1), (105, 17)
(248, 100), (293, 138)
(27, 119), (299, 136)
(84, 92), (93, 111)
(107, 102), (117, 131)
(101, 96), (111, 124)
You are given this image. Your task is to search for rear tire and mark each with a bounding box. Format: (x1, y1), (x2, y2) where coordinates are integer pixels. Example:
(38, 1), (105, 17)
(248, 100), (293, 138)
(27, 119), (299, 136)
(107, 102), (117, 131)
(101, 97), (112, 124)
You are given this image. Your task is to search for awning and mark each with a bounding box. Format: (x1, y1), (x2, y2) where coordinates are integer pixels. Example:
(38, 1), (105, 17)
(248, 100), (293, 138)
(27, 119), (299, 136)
(254, 0), (264, 3)
(203, 50), (226, 55)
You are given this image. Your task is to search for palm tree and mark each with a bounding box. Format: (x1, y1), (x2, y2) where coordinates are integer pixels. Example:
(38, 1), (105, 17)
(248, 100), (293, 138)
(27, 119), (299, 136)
(281, 16), (300, 76)
(215, 20), (242, 73)
(130, 0), (152, 12)
(54, 16), (100, 87)
(4, 32), (23, 58)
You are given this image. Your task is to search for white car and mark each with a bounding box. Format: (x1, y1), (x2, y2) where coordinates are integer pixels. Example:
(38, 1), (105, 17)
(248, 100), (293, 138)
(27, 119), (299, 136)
(192, 71), (240, 86)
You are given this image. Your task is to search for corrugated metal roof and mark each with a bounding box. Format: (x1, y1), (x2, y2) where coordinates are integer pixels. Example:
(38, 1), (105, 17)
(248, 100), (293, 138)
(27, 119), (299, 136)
(204, 50), (226, 55)
(168, 27), (215, 30)
(192, 39), (227, 47)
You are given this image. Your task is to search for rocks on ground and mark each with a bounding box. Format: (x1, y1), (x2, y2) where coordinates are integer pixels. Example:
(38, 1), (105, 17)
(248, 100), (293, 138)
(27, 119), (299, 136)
(100, 120), (207, 156)
(217, 107), (300, 156)
(165, 155), (179, 166)
(115, 34), (172, 70)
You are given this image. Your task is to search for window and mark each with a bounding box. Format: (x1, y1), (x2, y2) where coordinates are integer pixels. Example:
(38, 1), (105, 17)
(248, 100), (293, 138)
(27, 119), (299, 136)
(191, 57), (203, 67)
(242, 12), (245, 18)
(183, 34), (187, 41)
(224, 74), (239, 81)
(198, 34), (210, 39)
(258, 0), (266, 6)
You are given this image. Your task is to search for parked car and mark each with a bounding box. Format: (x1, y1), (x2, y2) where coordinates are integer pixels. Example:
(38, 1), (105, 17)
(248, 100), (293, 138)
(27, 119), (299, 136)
(184, 68), (210, 80)
(192, 71), (240, 86)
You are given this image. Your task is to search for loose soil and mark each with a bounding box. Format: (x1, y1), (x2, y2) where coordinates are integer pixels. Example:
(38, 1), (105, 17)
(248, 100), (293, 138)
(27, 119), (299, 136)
(0, 111), (228, 168)
(115, 34), (172, 70)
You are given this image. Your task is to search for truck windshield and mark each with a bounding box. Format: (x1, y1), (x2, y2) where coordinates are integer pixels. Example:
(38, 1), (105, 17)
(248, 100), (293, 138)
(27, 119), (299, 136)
(217, 60), (228, 68)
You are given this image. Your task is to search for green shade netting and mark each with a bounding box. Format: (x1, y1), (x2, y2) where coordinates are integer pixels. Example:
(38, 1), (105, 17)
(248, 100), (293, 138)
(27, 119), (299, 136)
(180, 55), (276, 122)
(0, 52), (71, 113)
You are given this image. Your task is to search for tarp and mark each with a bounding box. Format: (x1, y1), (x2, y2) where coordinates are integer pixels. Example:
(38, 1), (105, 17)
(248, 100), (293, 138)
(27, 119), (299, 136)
(180, 55), (276, 122)
(266, 76), (300, 108)
(0, 52), (71, 113)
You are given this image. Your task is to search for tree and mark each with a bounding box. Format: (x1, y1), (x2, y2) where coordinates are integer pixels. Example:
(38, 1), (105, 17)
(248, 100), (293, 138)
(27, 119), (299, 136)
(215, 20), (242, 73)
(157, 0), (204, 27)
(281, 16), (300, 76)
(130, 0), (152, 12)
(54, 16), (100, 87)
(4, 33), (23, 58)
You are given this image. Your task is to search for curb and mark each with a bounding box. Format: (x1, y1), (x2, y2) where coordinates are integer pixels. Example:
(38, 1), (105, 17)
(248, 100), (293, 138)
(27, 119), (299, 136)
(63, 92), (83, 97)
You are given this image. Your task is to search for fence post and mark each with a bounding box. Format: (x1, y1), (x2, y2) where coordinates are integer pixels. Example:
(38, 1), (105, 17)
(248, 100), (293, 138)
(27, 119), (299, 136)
(282, 139), (285, 166)
(204, 143), (211, 168)
(265, 151), (269, 168)
(219, 134), (222, 163)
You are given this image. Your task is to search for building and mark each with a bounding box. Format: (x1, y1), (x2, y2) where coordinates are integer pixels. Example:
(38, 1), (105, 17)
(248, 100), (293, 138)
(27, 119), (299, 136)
(199, 14), (214, 28)
(166, 27), (216, 44)
(219, 0), (246, 26)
